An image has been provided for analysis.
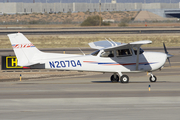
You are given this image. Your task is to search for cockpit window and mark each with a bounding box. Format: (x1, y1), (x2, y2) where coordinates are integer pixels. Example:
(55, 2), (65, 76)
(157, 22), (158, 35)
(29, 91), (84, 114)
(133, 47), (144, 55)
(100, 50), (114, 57)
(116, 49), (132, 57)
(91, 50), (100, 56)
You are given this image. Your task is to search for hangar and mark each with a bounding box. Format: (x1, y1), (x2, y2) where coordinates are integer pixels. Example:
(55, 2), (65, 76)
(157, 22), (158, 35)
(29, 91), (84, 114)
(165, 9), (180, 18)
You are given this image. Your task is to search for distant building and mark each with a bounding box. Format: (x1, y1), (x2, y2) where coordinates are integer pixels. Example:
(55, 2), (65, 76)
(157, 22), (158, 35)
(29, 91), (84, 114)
(0, 2), (180, 19)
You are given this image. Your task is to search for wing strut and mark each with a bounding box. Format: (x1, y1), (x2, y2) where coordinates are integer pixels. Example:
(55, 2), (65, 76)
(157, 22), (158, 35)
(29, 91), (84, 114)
(136, 46), (140, 70)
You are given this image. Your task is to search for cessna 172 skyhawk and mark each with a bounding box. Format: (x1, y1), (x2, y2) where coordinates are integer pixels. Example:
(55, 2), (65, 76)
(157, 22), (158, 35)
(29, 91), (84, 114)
(8, 33), (173, 83)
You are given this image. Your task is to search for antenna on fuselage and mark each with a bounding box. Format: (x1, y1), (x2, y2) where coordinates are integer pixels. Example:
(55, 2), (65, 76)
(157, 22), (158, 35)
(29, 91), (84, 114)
(105, 38), (116, 47)
(105, 38), (117, 47)
(78, 48), (85, 56)
(108, 38), (117, 46)
(105, 38), (114, 46)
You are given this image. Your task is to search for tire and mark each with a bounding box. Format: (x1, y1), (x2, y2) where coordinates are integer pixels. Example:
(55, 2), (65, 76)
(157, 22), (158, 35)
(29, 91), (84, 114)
(110, 75), (119, 83)
(149, 75), (157, 82)
(120, 75), (129, 83)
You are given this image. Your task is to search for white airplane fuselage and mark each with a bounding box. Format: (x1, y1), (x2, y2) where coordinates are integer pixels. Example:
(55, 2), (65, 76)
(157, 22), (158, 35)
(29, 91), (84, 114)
(42, 51), (167, 73)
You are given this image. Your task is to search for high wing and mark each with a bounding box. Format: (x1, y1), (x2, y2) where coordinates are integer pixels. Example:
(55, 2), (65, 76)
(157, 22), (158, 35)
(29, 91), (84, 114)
(88, 40), (124, 49)
(89, 40), (152, 50)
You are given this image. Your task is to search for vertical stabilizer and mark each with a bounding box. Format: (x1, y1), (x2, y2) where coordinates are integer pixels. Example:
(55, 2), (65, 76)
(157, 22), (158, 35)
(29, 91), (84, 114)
(7, 33), (42, 66)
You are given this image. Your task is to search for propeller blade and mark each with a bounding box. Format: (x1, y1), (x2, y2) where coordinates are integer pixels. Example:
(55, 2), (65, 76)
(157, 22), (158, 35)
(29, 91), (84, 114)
(167, 58), (171, 67)
(163, 42), (173, 67)
(163, 42), (168, 54)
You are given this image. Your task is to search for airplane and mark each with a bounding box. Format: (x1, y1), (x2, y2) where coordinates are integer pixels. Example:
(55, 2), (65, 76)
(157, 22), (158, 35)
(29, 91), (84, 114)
(8, 33), (173, 83)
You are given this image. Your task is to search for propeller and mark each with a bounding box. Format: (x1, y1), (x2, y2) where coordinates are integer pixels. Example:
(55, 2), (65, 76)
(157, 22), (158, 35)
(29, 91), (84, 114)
(163, 42), (173, 66)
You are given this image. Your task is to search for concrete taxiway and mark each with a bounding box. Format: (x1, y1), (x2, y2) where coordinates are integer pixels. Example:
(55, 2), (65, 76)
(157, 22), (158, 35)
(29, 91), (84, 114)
(1, 68), (180, 120)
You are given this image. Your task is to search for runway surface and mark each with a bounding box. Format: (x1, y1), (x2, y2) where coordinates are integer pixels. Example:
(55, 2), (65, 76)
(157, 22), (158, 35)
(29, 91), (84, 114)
(0, 48), (180, 120)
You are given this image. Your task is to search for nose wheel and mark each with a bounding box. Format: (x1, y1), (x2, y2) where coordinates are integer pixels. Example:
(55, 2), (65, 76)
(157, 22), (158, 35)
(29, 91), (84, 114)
(149, 75), (157, 82)
(148, 72), (157, 82)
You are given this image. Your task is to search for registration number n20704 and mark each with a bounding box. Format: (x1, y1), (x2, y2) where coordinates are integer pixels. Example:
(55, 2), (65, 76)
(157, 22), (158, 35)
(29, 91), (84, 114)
(49, 60), (82, 68)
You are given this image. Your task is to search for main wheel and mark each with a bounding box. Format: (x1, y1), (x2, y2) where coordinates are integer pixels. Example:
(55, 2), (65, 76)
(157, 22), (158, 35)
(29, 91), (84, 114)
(149, 75), (157, 82)
(110, 75), (119, 83)
(120, 75), (129, 83)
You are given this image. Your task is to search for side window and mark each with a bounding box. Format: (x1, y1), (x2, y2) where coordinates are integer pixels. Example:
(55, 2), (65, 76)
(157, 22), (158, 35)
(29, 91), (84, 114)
(140, 48), (144, 54)
(100, 51), (114, 57)
(116, 49), (132, 57)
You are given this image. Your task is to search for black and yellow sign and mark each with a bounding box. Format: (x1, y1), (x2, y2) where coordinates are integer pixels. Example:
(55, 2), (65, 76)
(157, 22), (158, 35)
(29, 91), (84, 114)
(1, 56), (23, 70)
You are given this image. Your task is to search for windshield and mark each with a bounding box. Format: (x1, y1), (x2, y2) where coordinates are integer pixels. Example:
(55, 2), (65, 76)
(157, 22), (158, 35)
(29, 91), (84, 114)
(91, 50), (100, 56)
(133, 48), (144, 55)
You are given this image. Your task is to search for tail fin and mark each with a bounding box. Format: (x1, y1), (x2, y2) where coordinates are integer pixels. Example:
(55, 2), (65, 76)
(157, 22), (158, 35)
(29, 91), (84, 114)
(7, 33), (42, 66)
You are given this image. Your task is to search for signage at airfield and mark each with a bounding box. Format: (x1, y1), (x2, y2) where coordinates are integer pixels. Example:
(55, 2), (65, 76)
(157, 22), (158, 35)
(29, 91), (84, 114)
(1, 56), (23, 70)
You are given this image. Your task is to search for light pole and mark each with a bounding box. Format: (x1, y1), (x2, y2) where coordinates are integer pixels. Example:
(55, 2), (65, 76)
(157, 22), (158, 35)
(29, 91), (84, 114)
(99, 0), (101, 26)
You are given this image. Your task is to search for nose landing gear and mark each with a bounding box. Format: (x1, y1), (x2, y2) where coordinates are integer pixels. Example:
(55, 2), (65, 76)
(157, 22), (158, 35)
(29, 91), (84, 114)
(149, 75), (157, 82)
(148, 72), (157, 82)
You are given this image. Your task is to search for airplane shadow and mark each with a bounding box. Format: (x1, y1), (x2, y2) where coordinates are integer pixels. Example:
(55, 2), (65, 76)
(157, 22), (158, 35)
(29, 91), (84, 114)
(129, 81), (168, 83)
(91, 81), (168, 83)
(91, 81), (112, 83)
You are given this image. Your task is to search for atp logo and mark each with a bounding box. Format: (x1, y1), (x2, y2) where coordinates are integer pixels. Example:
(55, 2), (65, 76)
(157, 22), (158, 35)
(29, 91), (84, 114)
(12, 43), (35, 48)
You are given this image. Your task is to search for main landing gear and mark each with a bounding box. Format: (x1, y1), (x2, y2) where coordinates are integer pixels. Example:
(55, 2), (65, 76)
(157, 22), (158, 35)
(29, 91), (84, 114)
(110, 73), (119, 83)
(110, 73), (129, 83)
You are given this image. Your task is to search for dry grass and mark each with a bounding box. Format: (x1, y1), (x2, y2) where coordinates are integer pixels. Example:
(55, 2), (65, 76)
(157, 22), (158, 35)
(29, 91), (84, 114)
(1, 34), (180, 49)
(0, 11), (137, 24)
(1, 11), (180, 28)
